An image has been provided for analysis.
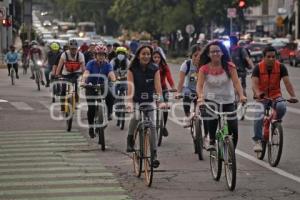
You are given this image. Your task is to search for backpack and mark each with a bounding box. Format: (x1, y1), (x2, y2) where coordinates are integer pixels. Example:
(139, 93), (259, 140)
(64, 52), (81, 72)
(230, 47), (249, 73)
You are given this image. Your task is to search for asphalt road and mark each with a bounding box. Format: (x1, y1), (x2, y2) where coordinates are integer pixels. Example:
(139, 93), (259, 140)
(1, 62), (300, 200)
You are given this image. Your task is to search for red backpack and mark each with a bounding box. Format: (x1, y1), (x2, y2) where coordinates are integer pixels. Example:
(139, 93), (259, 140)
(64, 52), (81, 72)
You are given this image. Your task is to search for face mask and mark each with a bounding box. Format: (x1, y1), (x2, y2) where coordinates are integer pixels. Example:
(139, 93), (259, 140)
(117, 54), (125, 61)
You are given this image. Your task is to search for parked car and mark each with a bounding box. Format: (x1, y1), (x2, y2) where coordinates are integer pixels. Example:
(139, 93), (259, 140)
(246, 42), (269, 64)
(272, 41), (297, 62)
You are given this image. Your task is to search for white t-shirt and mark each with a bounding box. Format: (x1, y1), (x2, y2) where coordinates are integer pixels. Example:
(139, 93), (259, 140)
(60, 50), (85, 75)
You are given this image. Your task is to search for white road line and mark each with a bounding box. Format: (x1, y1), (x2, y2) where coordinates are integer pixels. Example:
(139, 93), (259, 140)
(236, 150), (300, 184)
(287, 106), (300, 115)
(10, 102), (34, 111)
(0, 99), (8, 103)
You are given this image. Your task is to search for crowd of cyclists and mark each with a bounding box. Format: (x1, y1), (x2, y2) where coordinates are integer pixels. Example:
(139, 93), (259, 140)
(5, 35), (299, 169)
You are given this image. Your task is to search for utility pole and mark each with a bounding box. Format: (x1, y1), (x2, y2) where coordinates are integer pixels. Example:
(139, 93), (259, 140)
(296, 0), (299, 39)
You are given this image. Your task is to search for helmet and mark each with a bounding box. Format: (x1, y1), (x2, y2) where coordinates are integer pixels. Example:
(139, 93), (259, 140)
(94, 44), (108, 54)
(30, 40), (38, 46)
(69, 39), (78, 48)
(116, 46), (127, 54)
(50, 42), (60, 51)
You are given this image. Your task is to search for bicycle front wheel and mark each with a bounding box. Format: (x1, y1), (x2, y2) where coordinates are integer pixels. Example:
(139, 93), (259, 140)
(66, 97), (73, 132)
(10, 68), (15, 85)
(156, 111), (164, 147)
(96, 105), (105, 151)
(194, 118), (203, 160)
(268, 122), (283, 167)
(144, 129), (154, 187)
(224, 137), (236, 191)
(35, 71), (40, 91)
(256, 140), (267, 160)
(210, 140), (222, 181)
(133, 125), (143, 177)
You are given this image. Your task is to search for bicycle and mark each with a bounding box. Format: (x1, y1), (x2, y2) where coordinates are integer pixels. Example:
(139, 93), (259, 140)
(177, 94), (205, 160)
(203, 101), (242, 191)
(132, 105), (158, 187)
(8, 64), (16, 85)
(82, 83), (107, 151)
(255, 97), (297, 167)
(32, 60), (44, 91)
(155, 89), (176, 147)
(59, 75), (80, 132)
(51, 76), (61, 103)
(115, 74), (127, 130)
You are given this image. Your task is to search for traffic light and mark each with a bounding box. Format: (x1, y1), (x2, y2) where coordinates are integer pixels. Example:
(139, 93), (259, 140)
(2, 18), (12, 27)
(238, 0), (246, 9)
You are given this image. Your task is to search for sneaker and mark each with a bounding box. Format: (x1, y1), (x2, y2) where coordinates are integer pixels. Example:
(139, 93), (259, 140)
(16, 75), (19, 79)
(89, 128), (95, 138)
(253, 140), (263, 152)
(45, 83), (50, 87)
(41, 80), (45, 86)
(30, 75), (35, 80)
(152, 151), (160, 168)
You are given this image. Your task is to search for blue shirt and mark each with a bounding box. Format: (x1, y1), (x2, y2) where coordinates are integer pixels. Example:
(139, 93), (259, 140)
(86, 60), (113, 85)
(5, 52), (19, 64)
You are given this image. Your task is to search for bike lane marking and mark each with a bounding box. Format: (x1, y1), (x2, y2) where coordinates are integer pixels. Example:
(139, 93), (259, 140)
(236, 149), (300, 184)
(10, 101), (34, 110)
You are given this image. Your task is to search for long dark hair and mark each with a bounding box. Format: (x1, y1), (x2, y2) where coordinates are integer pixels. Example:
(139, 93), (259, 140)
(153, 50), (168, 76)
(199, 40), (231, 77)
(129, 45), (154, 70)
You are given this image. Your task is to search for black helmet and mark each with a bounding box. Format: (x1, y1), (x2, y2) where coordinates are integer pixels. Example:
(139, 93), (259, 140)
(69, 39), (78, 48)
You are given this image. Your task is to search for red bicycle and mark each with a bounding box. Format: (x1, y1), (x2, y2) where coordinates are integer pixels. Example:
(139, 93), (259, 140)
(256, 97), (298, 167)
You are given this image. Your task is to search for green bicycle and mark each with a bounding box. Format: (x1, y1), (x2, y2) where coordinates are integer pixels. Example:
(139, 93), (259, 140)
(203, 102), (242, 191)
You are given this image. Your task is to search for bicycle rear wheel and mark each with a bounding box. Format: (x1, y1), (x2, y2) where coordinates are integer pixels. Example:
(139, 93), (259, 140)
(133, 125), (143, 177)
(66, 97), (73, 132)
(194, 117), (203, 160)
(96, 105), (105, 151)
(224, 137), (236, 191)
(144, 129), (154, 187)
(35, 71), (40, 91)
(268, 122), (283, 167)
(210, 140), (222, 181)
(10, 68), (15, 85)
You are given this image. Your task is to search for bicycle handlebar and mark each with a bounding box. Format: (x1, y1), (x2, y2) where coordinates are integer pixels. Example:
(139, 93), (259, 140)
(200, 102), (243, 116)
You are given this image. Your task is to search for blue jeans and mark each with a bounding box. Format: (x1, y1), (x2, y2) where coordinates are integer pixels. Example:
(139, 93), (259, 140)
(253, 97), (287, 141)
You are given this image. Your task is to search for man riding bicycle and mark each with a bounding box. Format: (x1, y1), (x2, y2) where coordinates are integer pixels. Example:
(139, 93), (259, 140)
(252, 46), (298, 152)
(55, 39), (85, 109)
(44, 42), (61, 87)
(229, 35), (254, 97)
(29, 40), (45, 85)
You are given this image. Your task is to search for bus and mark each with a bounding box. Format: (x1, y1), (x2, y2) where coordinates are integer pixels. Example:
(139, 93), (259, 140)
(57, 21), (76, 33)
(77, 22), (96, 37)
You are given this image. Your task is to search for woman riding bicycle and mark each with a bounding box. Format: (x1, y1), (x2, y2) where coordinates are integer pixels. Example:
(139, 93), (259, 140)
(196, 40), (246, 150)
(153, 50), (176, 136)
(126, 45), (166, 168)
(81, 44), (116, 138)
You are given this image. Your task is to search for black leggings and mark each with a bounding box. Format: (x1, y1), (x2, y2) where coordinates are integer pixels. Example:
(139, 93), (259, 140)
(7, 63), (18, 75)
(162, 90), (169, 125)
(206, 102), (238, 148)
(183, 93), (197, 117)
(86, 87), (114, 126)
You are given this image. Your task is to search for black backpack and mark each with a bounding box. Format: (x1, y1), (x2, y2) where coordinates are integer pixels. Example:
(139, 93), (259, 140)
(230, 47), (249, 72)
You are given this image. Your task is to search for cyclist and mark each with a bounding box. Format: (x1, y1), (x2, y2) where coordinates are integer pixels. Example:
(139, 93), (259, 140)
(55, 39), (85, 108)
(44, 42), (61, 87)
(108, 42), (120, 61)
(197, 40), (246, 150)
(251, 45), (298, 152)
(81, 44), (116, 138)
(84, 43), (96, 64)
(229, 35), (254, 97)
(5, 45), (20, 78)
(29, 41), (44, 85)
(153, 50), (176, 136)
(151, 40), (166, 60)
(176, 44), (202, 126)
(126, 45), (167, 168)
(21, 40), (30, 71)
(110, 46), (130, 126)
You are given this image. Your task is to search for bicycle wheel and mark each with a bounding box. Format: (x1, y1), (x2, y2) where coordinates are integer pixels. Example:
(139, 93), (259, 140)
(66, 97), (73, 132)
(10, 68), (15, 85)
(268, 122), (283, 167)
(224, 137), (236, 191)
(209, 140), (222, 181)
(144, 129), (154, 187)
(133, 124), (143, 177)
(256, 140), (267, 160)
(96, 105), (105, 151)
(35, 71), (40, 91)
(194, 117), (203, 160)
(156, 110), (164, 147)
(119, 102), (126, 130)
